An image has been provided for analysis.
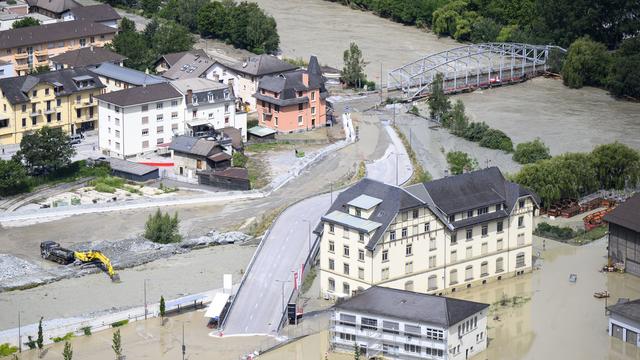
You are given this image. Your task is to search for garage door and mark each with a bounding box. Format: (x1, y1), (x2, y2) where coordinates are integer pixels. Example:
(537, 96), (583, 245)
(612, 324), (624, 340)
(627, 329), (637, 345)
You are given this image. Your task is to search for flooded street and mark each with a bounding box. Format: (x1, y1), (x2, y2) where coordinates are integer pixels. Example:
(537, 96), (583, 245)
(250, 0), (459, 83)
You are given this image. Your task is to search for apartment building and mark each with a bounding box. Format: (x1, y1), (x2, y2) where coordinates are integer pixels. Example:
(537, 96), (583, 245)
(254, 56), (327, 133)
(50, 46), (126, 70)
(96, 83), (183, 159)
(0, 20), (116, 76)
(318, 167), (539, 299)
(170, 78), (246, 141)
(0, 68), (104, 145)
(331, 286), (489, 360)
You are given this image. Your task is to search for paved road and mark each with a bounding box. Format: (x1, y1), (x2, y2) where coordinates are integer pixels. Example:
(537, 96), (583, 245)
(0, 132), (100, 162)
(222, 115), (412, 335)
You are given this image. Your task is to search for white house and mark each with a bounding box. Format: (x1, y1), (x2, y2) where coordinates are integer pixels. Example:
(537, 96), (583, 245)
(331, 286), (489, 359)
(318, 168), (539, 299)
(169, 78), (246, 141)
(0, 60), (13, 79)
(96, 83), (184, 159)
(608, 299), (640, 347)
(64, 4), (120, 28)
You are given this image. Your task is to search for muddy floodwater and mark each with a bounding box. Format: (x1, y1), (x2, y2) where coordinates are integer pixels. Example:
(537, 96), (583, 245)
(453, 78), (640, 154)
(250, 0), (458, 83)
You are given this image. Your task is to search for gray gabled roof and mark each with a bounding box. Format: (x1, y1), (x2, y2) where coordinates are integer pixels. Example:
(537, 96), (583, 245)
(50, 46), (126, 68)
(162, 52), (215, 80)
(608, 298), (640, 323)
(95, 82), (181, 107)
(0, 68), (104, 105)
(604, 194), (640, 233)
(0, 20), (116, 49)
(108, 158), (157, 176)
(335, 286), (489, 327)
(169, 135), (221, 157)
(26, 0), (79, 14)
(69, 4), (121, 22)
(89, 62), (166, 86)
(228, 54), (297, 76)
(156, 49), (208, 68)
(322, 178), (422, 250)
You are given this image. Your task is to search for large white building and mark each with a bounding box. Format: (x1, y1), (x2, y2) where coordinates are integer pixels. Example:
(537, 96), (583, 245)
(331, 286), (489, 359)
(318, 168), (539, 299)
(170, 78), (246, 141)
(96, 83), (184, 158)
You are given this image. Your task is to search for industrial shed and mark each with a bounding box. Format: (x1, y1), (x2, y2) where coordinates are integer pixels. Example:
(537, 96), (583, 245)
(107, 158), (159, 182)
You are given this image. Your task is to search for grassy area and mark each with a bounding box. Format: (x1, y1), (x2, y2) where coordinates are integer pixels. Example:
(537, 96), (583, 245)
(356, 161), (366, 180)
(248, 205), (287, 238)
(301, 266), (317, 294)
(247, 156), (270, 189)
(245, 141), (292, 153)
(392, 125), (432, 185)
(571, 225), (608, 245)
(25, 161), (111, 191)
(536, 222), (608, 246)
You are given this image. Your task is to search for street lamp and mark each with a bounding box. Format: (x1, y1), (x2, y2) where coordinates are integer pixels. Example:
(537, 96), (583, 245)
(143, 279), (149, 320)
(17, 309), (22, 353)
(275, 279), (292, 314)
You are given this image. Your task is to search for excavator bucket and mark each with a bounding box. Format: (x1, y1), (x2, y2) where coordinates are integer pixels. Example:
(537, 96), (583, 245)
(111, 273), (121, 283)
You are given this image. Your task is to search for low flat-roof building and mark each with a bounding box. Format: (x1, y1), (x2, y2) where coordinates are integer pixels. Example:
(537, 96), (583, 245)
(605, 194), (640, 276)
(331, 286), (489, 359)
(107, 157), (159, 182)
(89, 62), (166, 93)
(50, 46), (126, 70)
(608, 298), (640, 347)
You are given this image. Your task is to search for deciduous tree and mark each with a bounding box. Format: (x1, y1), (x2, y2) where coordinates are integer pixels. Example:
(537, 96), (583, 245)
(427, 73), (451, 121)
(342, 42), (367, 88)
(12, 17), (40, 29)
(512, 139), (551, 164)
(0, 160), (30, 196)
(13, 127), (75, 175)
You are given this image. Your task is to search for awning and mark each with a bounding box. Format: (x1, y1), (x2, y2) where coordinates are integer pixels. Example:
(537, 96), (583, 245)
(248, 125), (276, 137)
(204, 292), (231, 319)
(187, 118), (213, 127)
(165, 294), (208, 310)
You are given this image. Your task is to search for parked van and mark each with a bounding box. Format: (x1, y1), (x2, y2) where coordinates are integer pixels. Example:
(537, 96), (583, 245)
(68, 134), (82, 145)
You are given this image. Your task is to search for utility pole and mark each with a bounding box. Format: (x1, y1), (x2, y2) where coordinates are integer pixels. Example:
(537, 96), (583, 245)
(330, 183), (333, 204)
(380, 63), (383, 104)
(143, 279), (148, 320)
(410, 128), (412, 148)
(181, 323), (186, 360)
(17, 310), (21, 353)
(396, 152), (399, 186)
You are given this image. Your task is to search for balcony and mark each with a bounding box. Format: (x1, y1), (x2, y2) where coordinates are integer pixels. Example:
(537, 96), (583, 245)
(15, 63), (29, 71)
(74, 101), (95, 109)
(34, 49), (48, 57)
(14, 53), (28, 60)
(43, 107), (57, 114)
(30, 109), (41, 117)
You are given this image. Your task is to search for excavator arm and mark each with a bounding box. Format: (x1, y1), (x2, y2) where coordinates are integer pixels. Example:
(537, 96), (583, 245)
(74, 251), (120, 282)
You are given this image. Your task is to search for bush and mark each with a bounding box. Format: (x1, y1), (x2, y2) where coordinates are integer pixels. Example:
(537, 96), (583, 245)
(111, 319), (129, 328)
(446, 151), (478, 175)
(461, 122), (489, 141)
(0, 159), (31, 196)
(82, 326), (92, 336)
(513, 138), (551, 164)
(144, 209), (182, 244)
(562, 37), (611, 88)
(51, 332), (74, 343)
(534, 222), (576, 240)
(94, 183), (116, 193)
(0, 343), (18, 356)
(478, 129), (513, 152)
(232, 152), (248, 168)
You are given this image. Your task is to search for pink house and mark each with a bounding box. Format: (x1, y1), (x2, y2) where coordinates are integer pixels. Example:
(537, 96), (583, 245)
(253, 56), (327, 133)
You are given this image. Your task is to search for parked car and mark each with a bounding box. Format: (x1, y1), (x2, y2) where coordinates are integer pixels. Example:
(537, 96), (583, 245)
(68, 134), (82, 145)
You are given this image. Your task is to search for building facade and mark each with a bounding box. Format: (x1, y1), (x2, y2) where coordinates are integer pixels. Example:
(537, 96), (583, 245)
(170, 78), (246, 140)
(331, 286), (489, 360)
(254, 56), (327, 133)
(0, 20), (116, 76)
(168, 135), (232, 181)
(26, 0), (79, 19)
(605, 194), (640, 276)
(96, 83), (184, 159)
(0, 68), (104, 145)
(318, 168), (539, 299)
(608, 299), (640, 347)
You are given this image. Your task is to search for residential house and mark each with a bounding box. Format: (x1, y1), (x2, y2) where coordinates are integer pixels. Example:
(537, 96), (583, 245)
(0, 68), (104, 145)
(96, 83), (183, 158)
(0, 20), (117, 76)
(65, 4), (120, 28)
(26, 0), (79, 19)
(318, 167), (539, 299)
(50, 46), (126, 70)
(160, 51), (217, 81)
(0, 60), (13, 79)
(169, 78), (246, 141)
(209, 54), (297, 111)
(331, 286), (489, 360)
(169, 135), (232, 179)
(154, 49), (208, 74)
(89, 62), (166, 93)
(254, 56), (327, 133)
(0, 12), (55, 32)
(0, 0), (29, 15)
(605, 194), (640, 276)
(608, 298), (640, 348)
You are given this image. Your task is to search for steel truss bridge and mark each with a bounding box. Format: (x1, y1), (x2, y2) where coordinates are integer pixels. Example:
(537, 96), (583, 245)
(387, 43), (566, 99)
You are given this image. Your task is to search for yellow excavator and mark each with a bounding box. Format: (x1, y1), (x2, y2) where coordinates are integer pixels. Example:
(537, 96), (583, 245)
(40, 241), (121, 282)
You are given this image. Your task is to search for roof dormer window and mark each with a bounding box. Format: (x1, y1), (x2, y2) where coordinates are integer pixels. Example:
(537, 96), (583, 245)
(192, 95), (198, 105)
(207, 92), (213, 102)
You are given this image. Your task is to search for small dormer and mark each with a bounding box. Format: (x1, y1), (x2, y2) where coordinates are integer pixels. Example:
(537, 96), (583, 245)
(347, 194), (383, 219)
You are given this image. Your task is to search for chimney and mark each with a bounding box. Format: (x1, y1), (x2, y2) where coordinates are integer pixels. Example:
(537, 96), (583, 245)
(186, 89), (193, 104)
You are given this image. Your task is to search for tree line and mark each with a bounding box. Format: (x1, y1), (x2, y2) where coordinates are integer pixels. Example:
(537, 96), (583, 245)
(326, 0), (640, 99)
(105, 0), (279, 55)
